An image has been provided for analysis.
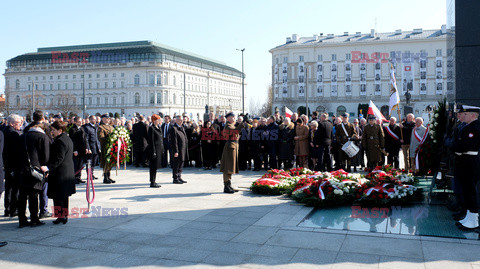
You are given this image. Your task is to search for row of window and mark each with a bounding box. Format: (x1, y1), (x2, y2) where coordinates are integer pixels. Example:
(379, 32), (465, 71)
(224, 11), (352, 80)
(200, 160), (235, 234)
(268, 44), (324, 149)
(277, 49), (443, 64)
(27, 73), (126, 81)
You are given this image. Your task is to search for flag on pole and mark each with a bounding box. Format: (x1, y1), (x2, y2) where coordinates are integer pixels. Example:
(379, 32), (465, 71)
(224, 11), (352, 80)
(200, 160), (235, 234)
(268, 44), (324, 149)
(389, 64), (400, 117)
(285, 106), (293, 118)
(368, 100), (387, 122)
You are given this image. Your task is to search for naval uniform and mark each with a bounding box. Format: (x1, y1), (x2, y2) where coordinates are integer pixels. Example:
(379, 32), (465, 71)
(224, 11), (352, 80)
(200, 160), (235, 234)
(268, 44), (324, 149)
(452, 119), (480, 213)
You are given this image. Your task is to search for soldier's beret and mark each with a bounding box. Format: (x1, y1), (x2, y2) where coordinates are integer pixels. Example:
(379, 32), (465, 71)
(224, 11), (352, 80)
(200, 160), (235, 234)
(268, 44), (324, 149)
(226, 112), (236, 118)
(101, 114), (110, 118)
(367, 115), (376, 120)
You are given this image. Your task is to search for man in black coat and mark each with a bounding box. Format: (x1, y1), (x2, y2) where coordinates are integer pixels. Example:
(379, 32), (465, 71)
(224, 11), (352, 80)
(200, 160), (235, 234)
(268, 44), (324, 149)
(83, 115), (101, 179)
(169, 115), (188, 184)
(161, 115), (172, 168)
(19, 118), (50, 227)
(314, 113), (334, 171)
(384, 117), (402, 169)
(266, 116), (279, 169)
(69, 117), (88, 184)
(2, 114), (22, 217)
(132, 115), (149, 167)
(0, 124), (7, 247)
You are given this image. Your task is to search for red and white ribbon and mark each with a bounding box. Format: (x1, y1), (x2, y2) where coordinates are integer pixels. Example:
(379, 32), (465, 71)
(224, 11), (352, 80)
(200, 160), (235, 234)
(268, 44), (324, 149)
(385, 126), (400, 141)
(116, 137), (121, 169)
(415, 125), (430, 170)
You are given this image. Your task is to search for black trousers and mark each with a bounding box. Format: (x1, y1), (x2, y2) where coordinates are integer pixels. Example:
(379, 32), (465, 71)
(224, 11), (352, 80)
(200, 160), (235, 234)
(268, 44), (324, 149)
(149, 157), (159, 183)
(457, 156), (480, 213)
(316, 145), (333, 172)
(386, 149), (400, 169)
(73, 156), (84, 179)
(134, 146), (146, 166)
(162, 140), (170, 168)
(53, 197), (69, 218)
(171, 157), (184, 180)
(4, 171), (19, 214)
(18, 187), (40, 223)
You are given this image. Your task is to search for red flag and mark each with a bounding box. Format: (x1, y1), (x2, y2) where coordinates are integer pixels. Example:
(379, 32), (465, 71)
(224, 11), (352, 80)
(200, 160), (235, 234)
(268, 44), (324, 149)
(368, 100), (387, 122)
(285, 106), (293, 118)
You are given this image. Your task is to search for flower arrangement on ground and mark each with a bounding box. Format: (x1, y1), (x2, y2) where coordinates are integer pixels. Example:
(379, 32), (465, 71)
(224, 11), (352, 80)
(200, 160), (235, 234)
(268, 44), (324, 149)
(105, 126), (132, 167)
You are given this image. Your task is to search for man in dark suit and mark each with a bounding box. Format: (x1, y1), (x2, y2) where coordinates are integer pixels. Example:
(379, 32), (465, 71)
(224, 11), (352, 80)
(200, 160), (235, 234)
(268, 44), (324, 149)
(132, 115), (149, 167)
(169, 115), (188, 184)
(315, 113), (334, 171)
(69, 116), (88, 184)
(384, 117), (402, 169)
(266, 116), (279, 169)
(2, 114), (22, 217)
(83, 115), (101, 180)
(161, 115), (172, 168)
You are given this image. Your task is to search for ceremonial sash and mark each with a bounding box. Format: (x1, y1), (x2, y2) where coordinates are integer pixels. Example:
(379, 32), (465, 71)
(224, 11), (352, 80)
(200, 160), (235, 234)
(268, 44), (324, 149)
(341, 123), (349, 139)
(385, 126), (400, 141)
(414, 125), (429, 170)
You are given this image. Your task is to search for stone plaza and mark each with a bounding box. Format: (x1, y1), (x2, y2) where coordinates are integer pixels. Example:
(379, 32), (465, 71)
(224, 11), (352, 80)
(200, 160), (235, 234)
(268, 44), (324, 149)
(1, 166), (480, 268)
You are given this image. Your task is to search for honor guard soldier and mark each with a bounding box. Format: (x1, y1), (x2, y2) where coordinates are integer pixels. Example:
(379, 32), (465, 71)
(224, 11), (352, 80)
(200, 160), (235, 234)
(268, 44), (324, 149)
(98, 114), (115, 184)
(220, 112), (247, 193)
(452, 105), (480, 230)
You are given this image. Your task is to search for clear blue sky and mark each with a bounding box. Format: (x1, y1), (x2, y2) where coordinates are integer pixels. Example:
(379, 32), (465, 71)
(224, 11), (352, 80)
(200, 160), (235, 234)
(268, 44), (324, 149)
(0, 0), (446, 104)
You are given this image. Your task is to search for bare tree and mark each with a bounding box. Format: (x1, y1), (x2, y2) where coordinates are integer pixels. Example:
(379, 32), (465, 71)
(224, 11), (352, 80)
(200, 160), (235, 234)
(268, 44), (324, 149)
(259, 85), (273, 117)
(248, 97), (262, 116)
(52, 92), (80, 117)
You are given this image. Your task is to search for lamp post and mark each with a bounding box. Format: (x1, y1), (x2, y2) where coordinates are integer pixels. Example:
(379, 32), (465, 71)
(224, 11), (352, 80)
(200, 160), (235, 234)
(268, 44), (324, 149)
(237, 48), (245, 114)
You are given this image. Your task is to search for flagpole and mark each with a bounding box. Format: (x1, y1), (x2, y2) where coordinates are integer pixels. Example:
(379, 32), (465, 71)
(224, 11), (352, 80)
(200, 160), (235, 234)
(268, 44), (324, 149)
(390, 62), (404, 141)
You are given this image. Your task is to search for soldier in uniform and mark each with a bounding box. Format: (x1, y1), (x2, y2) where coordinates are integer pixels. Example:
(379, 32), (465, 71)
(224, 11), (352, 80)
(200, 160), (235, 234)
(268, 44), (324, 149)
(361, 115), (385, 169)
(220, 112), (247, 193)
(452, 105), (480, 230)
(98, 114), (115, 184)
(335, 113), (358, 172)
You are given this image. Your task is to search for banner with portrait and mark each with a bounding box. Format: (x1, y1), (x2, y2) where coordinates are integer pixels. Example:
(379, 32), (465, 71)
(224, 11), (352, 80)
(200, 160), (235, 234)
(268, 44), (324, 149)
(331, 61), (337, 96)
(402, 63), (414, 95)
(298, 61), (305, 97)
(282, 62), (288, 97)
(360, 63), (366, 96)
(435, 56), (443, 95)
(345, 60), (352, 96)
(420, 58), (427, 95)
(316, 61), (323, 96)
(374, 62), (381, 96)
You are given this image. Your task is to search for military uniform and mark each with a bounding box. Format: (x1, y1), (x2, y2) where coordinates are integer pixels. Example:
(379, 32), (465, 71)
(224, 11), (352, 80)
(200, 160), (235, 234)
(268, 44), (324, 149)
(98, 122), (114, 183)
(452, 115), (480, 229)
(361, 123), (385, 169)
(335, 121), (358, 171)
(220, 119), (246, 193)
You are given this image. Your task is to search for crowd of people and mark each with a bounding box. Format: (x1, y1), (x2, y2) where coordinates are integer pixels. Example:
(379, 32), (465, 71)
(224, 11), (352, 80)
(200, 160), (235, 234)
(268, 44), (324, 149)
(0, 108), (431, 230)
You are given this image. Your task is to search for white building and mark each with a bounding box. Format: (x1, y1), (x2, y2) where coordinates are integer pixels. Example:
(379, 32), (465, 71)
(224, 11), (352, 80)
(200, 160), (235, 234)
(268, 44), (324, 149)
(4, 41), (245, 120)
(270, 26), (448, 120)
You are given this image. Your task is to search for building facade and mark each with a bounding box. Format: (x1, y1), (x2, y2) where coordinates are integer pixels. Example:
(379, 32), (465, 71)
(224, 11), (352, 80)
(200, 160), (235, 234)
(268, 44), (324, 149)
(270, 27), (448, 121)
(4, 41), (245, 119)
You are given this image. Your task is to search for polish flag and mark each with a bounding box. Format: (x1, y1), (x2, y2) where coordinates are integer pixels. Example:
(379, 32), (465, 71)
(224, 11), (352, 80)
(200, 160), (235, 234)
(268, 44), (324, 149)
(368, 100), (387, 122)
(285, 106), (293, 118)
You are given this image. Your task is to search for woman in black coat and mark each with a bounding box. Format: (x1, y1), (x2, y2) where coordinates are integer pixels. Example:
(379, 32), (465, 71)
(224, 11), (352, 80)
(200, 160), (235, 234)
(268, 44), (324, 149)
(47, 121), (76, 224)
(147, 114), (163, 188)
(188, 123), (203, 168)
(201, 121), (217, 170)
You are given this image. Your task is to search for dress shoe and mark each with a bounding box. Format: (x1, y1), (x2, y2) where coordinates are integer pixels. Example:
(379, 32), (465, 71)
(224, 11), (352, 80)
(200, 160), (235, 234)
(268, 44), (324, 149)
(103, 179), (111, 184)
(76, 179), (86, 184)
(0, 241), (7, 247)
(19, 221), (31, 228)
(30, 220), (45, 227)
(150, 183), (161, 188)
(39, 212), (52, 219)
(92, 175), (98, 180)
(173, 179), (183, 184)
(109, 179), (116, 183)
(53, 218), (68, 225)
(179, 179), (187, 183)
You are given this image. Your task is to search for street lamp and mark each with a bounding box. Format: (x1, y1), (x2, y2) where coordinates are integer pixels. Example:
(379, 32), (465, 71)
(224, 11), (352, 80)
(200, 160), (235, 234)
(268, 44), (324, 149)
(236, 48), (245, 114)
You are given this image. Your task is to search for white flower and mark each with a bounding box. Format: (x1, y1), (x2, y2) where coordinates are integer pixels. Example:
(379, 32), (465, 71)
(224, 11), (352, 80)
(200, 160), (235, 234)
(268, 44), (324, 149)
(435, 113), (439, 117)
(333, 189), (343, 196)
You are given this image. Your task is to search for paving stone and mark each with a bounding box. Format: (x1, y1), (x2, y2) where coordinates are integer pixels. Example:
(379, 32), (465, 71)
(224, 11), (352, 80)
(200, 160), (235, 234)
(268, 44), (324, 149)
(341, 235), (423, 258)
(266, 229), (345, 251)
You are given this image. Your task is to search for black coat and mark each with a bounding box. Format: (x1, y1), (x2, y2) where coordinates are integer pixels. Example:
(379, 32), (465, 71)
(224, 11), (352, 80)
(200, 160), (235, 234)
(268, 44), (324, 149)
(147, 125), (164, 167)
(83, 124), (100, 154)
(132, 122), (148, 150)
(169, 124), (189, 161)
(22, 128), (50, 191)
(0, 132), (4, 194)
(278, 124), (295, 160)
(384, 124), (402, 152)
(315, 120), (334, 146)
(69, 125), (88, 157)
(47, 133), (76, 199)
(3, 126), (22, 173)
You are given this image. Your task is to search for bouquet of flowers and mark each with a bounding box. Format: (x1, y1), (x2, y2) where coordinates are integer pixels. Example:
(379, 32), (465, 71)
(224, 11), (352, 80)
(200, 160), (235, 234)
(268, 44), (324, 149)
(105, 126), (132, 167)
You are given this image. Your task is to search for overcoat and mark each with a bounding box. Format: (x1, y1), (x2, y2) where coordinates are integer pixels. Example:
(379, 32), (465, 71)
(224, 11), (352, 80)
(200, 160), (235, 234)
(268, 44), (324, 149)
(294, 124), (309, 157)
(220, 122), (245, 174)
(47, 133), (76, 199)
(147, 124), (164, 167)
(361, 123), (385, 164)
(98, 123), (114, 168)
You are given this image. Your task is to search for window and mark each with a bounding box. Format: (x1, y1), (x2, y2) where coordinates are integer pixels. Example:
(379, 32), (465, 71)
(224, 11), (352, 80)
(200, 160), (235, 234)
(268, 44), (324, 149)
(57, 84), (61, 90)
(121, 73), (124, 78)
(96, 82), (100, 89)
(134, 93), (140, 104)
(283, 57), (288, 63)
(121, 81), (124, 88)
(65, 83), (68, 90)
(276, 58), (279, 64)
(150, 92), (155, 104)
(65, 75), (68, 79)
(88, 74), (92, 78)
(73, 83), (76, 89)
(121, 96), (125, 104)
(57, 75), (60, 79)
(96, 74), (100, 78)
(104, 97), (108, 105)
(157, 92), (161, 104)
(112, 73), (116, 78)
(104, 82), (107, 88)
(345, 53), (351, 60)
(299, 55), (304, 62)
(50, 84), (53, 90)
(113, 97), (116, 105)
(50, 76), (53, 80)
(113, 82), (116, 88)
(104, 73), (108, 78)
(157, 74), (162, 85)
(73, 75), (76, 79)
(28, 77), (31, 81)
(318, 55), (323, 61)
(436, 49), (442, 57)
(16, 96), (20, 106)
(97, 97), (100, 105)
(173, 76), (176, 86)
(331, 54), (337, 61)
(88, 83), (92, 89)
(15, 79), (20, 89)
(134, 74), (140, 85)
(88, 97), (92, 105)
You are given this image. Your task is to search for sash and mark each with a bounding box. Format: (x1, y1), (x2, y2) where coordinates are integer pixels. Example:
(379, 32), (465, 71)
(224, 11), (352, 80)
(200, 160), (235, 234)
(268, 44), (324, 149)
(385, 126), (400, 141)
(414, 125), (429, 170)
(341, 123), (349, 140)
